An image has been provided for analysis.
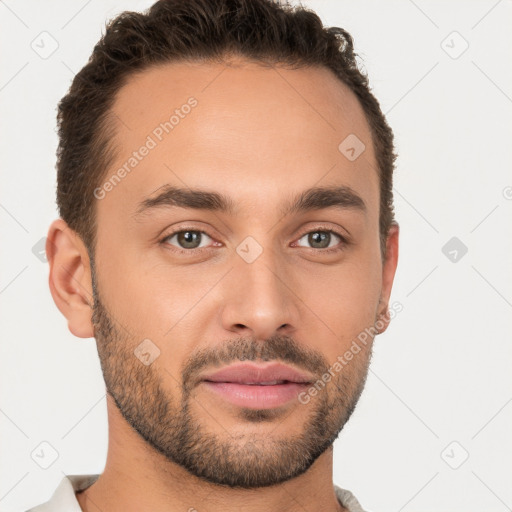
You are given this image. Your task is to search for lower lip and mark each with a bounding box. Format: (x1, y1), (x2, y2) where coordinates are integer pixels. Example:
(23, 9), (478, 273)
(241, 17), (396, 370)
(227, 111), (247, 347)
(201, 381), (309, 409)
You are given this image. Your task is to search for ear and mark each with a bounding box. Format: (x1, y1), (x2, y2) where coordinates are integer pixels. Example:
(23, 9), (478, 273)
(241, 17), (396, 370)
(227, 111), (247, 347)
(46, 219), (95, 338)
(376, 223), (399, 334)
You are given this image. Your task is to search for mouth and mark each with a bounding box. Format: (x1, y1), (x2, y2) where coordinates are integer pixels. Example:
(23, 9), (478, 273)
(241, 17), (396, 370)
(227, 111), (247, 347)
(199, 362), (314, 409)
(204, 379), (298, 385)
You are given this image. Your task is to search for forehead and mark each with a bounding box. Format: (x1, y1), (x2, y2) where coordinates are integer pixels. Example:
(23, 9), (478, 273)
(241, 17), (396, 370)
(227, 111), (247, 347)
(100, 59), (379, 220)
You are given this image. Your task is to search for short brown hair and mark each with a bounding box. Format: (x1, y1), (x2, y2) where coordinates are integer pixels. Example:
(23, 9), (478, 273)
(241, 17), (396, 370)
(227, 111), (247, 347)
(56, 0), (397, 260)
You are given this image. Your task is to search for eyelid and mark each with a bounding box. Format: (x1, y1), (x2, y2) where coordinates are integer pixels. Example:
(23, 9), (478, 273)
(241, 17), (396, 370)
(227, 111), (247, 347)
(292, 224), (349, 252)
(159, 225), (219, 252)
(295, 223), (349, 241)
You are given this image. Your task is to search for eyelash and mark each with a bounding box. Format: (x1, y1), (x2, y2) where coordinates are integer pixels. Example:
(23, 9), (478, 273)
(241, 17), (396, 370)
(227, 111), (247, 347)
(159, 225), (349, 255)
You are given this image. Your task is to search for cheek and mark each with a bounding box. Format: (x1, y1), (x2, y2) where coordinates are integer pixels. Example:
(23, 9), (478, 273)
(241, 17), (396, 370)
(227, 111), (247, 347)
(93, 247), (201, 392)
(93, 233), (167, 336)
(302, 254), (382, 349)
(95, 239), (221, 348)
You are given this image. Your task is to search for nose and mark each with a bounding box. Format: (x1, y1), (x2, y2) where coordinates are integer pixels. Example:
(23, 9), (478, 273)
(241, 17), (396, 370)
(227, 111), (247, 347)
(220, 249), (300, 341)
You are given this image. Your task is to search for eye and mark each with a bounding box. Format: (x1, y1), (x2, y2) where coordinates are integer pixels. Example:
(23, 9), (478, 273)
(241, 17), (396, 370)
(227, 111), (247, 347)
(295, 229), (346, 252)
(159, 226), (348, 255)
(161, 229), (214, 250)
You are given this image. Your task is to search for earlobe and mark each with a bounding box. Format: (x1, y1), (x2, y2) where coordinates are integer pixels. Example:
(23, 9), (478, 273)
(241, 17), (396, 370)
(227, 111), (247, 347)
(46, 219), (95, 339)
(376, 223), (400, 334)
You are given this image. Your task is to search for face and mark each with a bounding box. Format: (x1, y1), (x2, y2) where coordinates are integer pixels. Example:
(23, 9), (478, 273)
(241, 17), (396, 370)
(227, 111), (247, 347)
(87, 59), (397, 488)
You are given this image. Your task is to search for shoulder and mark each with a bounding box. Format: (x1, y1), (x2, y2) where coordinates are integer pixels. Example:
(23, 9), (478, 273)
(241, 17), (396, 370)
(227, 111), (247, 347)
(333, 484), (371, 512)
(25, 474), (100, 512)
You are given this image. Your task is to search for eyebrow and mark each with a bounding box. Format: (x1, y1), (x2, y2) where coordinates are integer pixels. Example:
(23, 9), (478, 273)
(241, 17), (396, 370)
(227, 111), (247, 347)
(133, 184), (366, 219)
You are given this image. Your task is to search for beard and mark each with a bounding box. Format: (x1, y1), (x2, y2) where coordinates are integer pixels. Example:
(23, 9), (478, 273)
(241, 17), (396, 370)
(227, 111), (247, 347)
(90, 263), (373, 489)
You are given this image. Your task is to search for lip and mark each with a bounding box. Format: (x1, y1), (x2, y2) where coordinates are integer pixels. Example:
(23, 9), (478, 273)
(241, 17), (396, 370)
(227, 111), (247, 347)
(201, 381), (310, 409)
(199, 362), (314, 410)
(200, 362), (314, 385)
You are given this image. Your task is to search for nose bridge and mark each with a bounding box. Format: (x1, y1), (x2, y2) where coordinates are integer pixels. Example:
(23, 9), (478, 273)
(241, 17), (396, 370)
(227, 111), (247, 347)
(221, 239), (299, 338)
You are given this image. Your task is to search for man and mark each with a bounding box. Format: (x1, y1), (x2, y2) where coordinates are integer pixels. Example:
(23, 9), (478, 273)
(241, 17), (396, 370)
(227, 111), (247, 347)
(28, 0), (399, 510)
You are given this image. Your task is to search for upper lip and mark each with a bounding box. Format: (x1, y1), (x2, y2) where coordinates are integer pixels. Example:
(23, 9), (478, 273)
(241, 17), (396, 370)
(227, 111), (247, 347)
(201, 362), (314, 385)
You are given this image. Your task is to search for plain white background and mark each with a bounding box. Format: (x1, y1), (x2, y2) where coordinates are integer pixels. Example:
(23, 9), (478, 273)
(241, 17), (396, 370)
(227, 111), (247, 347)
(1, 1), (511, 511)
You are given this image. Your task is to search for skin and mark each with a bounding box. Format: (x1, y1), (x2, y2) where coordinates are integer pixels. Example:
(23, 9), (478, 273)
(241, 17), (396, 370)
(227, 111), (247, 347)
(47, 58), (399, 512)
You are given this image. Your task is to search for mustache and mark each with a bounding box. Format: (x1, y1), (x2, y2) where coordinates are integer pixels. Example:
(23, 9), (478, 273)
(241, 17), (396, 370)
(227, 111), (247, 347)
(181, 335), (328, 392)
